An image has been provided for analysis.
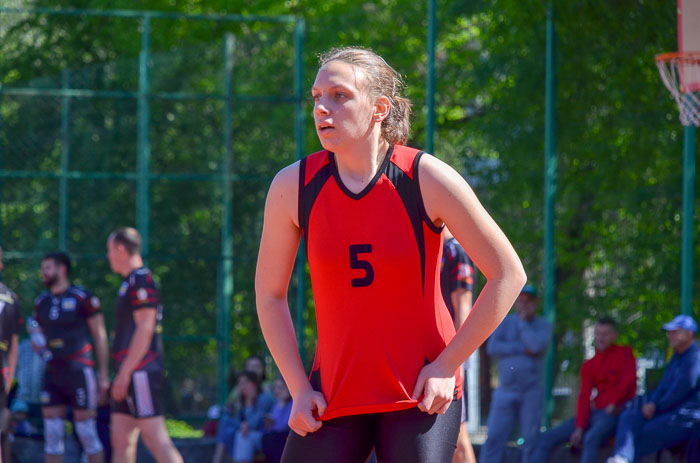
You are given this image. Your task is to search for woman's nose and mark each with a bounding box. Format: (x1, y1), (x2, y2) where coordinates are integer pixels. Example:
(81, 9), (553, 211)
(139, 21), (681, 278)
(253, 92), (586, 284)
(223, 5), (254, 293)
(314, 99), (329, 115)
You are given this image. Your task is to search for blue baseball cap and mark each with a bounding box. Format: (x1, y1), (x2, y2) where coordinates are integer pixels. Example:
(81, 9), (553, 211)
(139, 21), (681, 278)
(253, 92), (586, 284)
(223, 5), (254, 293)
(662, 315), (698, 334)
(521, 284), (538, 297)
(10, 399), (28, 413)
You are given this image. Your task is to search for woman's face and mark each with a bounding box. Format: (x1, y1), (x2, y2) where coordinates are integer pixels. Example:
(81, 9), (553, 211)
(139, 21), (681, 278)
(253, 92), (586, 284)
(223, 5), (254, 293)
(238, 376), (257, 398)
(273, 378), (290, 401)
(244, 357), (264, 380)
(311, 60), (377, 152)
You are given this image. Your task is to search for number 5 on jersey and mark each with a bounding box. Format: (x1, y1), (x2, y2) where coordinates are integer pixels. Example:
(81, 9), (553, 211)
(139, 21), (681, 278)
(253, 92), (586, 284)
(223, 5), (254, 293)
(349, 244), (374, 287)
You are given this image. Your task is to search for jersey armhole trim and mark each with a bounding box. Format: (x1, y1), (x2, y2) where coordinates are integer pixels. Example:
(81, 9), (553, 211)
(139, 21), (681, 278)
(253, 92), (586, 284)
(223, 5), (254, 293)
(298, 157), (307, 239)
(413, 152), (444, 235)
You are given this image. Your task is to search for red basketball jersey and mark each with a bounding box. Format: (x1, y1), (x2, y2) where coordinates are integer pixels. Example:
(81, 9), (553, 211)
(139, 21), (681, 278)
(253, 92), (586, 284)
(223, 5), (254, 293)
(298, 144), (462, 421)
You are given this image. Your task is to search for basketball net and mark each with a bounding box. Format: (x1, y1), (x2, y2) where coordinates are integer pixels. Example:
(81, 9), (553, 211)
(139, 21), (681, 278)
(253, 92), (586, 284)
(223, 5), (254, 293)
(655, 52), (700, 127)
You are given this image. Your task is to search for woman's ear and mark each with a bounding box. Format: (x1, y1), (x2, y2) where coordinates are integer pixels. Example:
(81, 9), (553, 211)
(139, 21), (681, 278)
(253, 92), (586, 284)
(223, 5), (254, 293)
(373, 95), (391, 123)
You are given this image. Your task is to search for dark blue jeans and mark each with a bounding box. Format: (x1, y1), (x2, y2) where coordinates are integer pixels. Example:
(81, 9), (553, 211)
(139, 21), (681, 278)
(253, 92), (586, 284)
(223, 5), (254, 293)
(612, 405), (692, 462)
(525, 408), (617, 463)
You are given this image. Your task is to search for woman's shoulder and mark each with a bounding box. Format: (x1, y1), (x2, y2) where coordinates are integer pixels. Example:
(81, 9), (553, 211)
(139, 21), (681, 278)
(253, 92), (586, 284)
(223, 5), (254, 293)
(415, 151), (458, 180)
(271, 160), (301, 187)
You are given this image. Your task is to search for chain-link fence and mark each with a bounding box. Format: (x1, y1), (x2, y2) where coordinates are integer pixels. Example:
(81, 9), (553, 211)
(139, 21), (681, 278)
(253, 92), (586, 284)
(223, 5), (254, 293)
(0, 7), (308, 418)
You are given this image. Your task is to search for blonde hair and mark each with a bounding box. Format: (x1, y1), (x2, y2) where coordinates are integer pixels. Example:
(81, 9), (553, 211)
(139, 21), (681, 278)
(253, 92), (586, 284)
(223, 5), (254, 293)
(109, 227), (142, 256)
(319, 47), (412, 145)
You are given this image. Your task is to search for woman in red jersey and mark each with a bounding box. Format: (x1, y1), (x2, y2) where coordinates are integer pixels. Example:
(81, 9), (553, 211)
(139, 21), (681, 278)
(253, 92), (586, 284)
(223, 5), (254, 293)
(255, 47), (526, 463)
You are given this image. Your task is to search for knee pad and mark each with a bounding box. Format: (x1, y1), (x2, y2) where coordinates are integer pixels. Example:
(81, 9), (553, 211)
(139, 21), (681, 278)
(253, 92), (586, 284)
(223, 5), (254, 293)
(75, 418), (103, 455)
(44, 417), (65, 455)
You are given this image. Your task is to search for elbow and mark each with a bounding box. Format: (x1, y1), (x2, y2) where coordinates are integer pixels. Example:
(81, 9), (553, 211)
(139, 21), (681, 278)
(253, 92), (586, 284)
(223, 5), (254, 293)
(256, 291), (272, 314)
(255, 291), (285, 317)
(514, 265), (527, 290)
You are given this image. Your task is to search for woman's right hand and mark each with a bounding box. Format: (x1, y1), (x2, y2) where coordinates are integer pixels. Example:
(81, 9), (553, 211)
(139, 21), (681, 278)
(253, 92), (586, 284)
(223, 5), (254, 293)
(288, 389), (327, 436)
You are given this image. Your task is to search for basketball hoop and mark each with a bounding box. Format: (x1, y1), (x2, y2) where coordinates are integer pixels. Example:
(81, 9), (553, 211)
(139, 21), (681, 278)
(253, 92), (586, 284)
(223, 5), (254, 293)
(655, 52), (700, 127)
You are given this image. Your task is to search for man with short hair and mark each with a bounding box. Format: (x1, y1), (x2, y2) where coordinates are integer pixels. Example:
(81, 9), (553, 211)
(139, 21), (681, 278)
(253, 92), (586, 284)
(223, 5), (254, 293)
(607, 315), (700, 463)
(106, 227), (183, 463)
(34, 252), (109, 463)
(0, 246), (22, 463)
(480, 284), (553, 463)
(526, 317), (636, 463)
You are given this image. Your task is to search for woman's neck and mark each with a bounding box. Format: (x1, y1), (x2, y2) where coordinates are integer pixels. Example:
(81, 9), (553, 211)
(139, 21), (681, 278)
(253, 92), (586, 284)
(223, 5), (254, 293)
(333, 138), (391, 193)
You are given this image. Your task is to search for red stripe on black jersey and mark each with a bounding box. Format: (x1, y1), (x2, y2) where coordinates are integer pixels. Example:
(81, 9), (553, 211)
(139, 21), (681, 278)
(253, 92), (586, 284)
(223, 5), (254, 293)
(112, 349), (128, 362)
(112, 268), (164, 373)
(298, 145), (462, 421)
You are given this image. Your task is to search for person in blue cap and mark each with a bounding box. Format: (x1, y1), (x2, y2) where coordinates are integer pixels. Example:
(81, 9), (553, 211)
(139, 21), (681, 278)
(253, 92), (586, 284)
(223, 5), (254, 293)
(607, 315), (700, 463)
(479, 284), (552, 463)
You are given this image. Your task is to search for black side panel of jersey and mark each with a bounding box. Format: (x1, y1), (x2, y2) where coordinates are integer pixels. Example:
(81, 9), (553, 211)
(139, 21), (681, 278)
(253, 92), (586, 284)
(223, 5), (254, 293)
(298, 157), (333, 251)
(385, 154), (427, 289)
(0, 283), (20, 388)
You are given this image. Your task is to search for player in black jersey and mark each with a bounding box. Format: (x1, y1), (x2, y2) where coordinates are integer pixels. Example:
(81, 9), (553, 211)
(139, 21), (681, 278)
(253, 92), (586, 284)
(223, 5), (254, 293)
(34, 252), (109, 463)
(0, 246), (22, 463)
(440, 228), (477, 463)
(106, 227), (183, 463)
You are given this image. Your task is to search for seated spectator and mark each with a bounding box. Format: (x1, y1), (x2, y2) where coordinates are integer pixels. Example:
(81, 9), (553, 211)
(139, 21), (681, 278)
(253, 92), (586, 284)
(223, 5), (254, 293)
(14, 338), (45, 427)
(212, 369), (274, 463)
(607, 315), (700, 463)
(526, 317), (636, 463)
(10, 399), (37, 437)
(261, 376), (293, 463)
(685, 420), (700, 461)
(238, 355), (275, 409)
(231, 371), (268, 463)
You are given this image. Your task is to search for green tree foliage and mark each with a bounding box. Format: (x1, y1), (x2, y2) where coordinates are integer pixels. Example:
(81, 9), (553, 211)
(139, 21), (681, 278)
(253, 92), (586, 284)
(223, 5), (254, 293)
(435, 0), (696, 368)
(1, 0), (698, 414)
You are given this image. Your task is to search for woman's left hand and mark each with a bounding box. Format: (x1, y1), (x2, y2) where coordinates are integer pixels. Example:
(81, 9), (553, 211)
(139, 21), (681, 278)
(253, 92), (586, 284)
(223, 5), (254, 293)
(411, 360), (456, 415)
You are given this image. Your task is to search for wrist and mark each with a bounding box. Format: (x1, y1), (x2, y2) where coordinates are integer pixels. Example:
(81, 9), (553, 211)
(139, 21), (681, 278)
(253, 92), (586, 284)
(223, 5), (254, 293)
(288, 379), (313, 400)
(432, 354), (458, 376)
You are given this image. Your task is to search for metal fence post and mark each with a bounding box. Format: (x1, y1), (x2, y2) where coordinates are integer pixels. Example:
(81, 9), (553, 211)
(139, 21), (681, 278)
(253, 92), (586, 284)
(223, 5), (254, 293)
(543, 3), (558, 428)
(681, 124), (695, 316)
(217, 33), (235, 405)
(137, 15), (151, 257)
(59, 69), (72, 251)
(0, 42), (3, 243)
(293, 18), (307, 364)
(426, 0), (436, 154)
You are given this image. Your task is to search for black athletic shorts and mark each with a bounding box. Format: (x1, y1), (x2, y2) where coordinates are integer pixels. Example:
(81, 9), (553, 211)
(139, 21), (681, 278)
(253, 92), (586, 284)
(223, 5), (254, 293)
(41, 367), (98, 410)
(111, 370), (164, 419)
(461, 377), (468, 424)
(281, 398), (461, 463)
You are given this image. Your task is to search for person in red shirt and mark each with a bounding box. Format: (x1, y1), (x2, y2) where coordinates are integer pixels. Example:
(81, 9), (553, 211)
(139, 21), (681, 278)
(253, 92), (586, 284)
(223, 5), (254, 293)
(255, 46), (527, 463)
(526, 317), (636, 463)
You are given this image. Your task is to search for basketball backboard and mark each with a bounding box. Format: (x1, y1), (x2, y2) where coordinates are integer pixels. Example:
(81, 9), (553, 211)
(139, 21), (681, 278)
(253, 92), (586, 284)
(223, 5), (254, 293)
(679, 0), (700, 93)
(679, 0), (700, 53)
